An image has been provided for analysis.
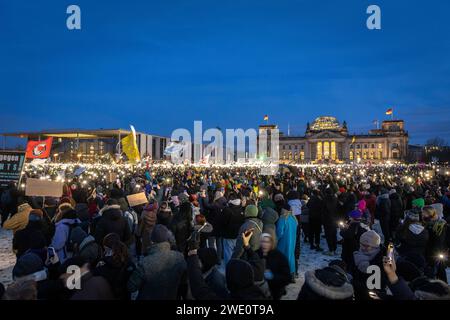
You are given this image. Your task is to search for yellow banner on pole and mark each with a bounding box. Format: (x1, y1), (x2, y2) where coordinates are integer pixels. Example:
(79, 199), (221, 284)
(121, 126), (140, 163)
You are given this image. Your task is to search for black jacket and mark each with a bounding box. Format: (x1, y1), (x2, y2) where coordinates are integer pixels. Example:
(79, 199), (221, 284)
(94, 205), (131, 244)
(215, 204), (244, 239)
(323, 194), (339, 226)
(257, 249), (291, 300)
(340, 221), (368, 268)
(13, 220), (50, 258)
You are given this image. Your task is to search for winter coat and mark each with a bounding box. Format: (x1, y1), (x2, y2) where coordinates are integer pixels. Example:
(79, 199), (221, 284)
(51, 217), (81, 262)
(12, 221), (48, 258)
(375, 194), (391, 221)
(257, 249), (291, 300)
(78, 235), (102, 266)
(389, 192), (404, 220)
(70, 272), (115, 300)
(340, 221), (369, 269)
(93, 256), (135, 300)
(396, 222), (429, 258)
(128, 242), (187, 300)
(215, 203), (245, 239)
(323, 194), (338, 226)
(276, 209), (298, 274)
(261, 207), (279, 240)
(170, 212), (192, 253)
(307, 195), (324, 221)
(93, 204), (131, 244)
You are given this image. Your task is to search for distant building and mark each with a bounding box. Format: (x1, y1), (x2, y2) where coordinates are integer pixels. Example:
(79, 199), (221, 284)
(264, 116), (409, 163)
(1, 129), (169, 162)
(408, 144), (425, 163)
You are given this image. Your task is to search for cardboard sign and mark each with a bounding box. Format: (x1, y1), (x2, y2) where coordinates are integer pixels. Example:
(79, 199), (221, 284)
(0, 151), (26, 188)
(107, 172), (117, 183)
(126, 192), (148, 207)
(25, 178), (63, 198)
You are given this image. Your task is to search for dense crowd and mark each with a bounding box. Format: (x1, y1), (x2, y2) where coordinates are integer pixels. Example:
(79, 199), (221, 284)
(0, 162), (449, 300)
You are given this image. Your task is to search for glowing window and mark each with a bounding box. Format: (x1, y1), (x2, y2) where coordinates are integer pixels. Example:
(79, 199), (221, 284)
(323, 142), (330, 159)
(317, 142), (322, 160)
(331, 141), (336, 160)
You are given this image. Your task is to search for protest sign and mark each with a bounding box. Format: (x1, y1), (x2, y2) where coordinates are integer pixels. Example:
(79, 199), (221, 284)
(126, 192), (148, 207)
(0, 151), (26, 188)
(25, 178), (64, 197)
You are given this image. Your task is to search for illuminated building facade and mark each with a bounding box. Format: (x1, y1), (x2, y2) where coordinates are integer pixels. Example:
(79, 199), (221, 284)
(274, 116), (408, 163)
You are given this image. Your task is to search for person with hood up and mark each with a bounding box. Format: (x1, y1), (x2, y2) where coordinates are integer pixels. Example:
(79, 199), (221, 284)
(170, 201), (193, 254)
(93, 199), (131, 245)
(127, 224), (187, 300)
(395, 209), (429, 259)
(275, 200), (298, 278)
(257, 233), (291, 299)
(389, 188), (404, 237)
(323, 188), (339, 256)
(51, 208), (81, 262)
(307, 189), (324, 251)
(376, 188), (392, 245)
(297, 261), (354, 300)
(13, 209), (54, 258)
(286, 190), (302, 274)
(70, 226), (102, 266)
(215, 192), (244, 266)
(236, 205), (263, 251)
(261, 207), (279, 244)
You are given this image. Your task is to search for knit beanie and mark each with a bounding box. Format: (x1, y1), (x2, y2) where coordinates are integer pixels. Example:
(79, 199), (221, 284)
(13, 253), (44, 278)
(412, 198), (425, 209)
(360, 230), (381, 248)
(150, 224), (171, 243)
(349, 209), (363, 220)
(245, 205), (258, 218)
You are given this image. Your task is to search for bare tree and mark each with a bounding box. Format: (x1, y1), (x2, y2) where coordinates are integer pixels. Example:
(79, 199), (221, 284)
(425, 137), (448, 148)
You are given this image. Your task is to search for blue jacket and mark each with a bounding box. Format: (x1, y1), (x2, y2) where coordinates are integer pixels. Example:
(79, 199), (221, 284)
(51, 218), (81, 263)
(276, 209), (298, 274)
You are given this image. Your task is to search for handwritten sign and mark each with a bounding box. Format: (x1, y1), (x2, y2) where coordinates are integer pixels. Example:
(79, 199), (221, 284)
(126, 192), (148, 207)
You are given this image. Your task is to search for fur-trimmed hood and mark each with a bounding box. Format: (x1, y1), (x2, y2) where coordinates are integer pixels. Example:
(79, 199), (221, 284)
(304, 268), (354, 300)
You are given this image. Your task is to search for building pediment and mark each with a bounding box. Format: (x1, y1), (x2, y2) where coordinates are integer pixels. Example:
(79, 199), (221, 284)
(308, 131), (346, 140)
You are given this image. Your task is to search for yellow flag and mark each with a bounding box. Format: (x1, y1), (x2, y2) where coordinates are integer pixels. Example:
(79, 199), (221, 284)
(121, 126), (140, 163)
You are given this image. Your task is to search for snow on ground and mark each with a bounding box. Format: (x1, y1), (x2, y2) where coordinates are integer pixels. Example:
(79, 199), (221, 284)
(282, 236), (342, 299)
(0, 228), (15, 286)
(1, 227), (447, 299)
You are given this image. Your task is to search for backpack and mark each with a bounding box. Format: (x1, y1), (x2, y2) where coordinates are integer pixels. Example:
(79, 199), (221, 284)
(123, 210), (138, 234)
(64, 222), (84, 254)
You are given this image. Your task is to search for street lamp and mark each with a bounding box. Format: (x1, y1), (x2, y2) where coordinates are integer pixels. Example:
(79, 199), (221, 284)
(53, 153), (59, 162)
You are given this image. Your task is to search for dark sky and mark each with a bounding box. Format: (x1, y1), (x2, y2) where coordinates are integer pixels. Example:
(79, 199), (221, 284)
(1, 0), (449, 145)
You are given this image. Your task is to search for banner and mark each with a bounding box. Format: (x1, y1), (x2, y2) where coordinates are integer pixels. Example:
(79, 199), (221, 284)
(26, 137), (53, 159)
(121, 126), (140, 163)
(126, 192), (148, 207)
(0, 151), (26, 188)
(25, 178), (63, 197)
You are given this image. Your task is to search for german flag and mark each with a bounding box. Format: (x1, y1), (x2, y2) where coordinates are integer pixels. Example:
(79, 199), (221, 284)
(263, 115), (269, 121)
(385, 108), (393, 115)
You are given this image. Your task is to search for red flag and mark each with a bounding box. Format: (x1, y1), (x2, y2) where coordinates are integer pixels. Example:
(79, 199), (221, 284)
(26, 137), (53, 159)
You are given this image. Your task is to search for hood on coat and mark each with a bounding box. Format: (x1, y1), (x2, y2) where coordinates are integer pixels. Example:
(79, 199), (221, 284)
(408, 223), (425, 235)
(304, 268), (354, 300)
(261, 207), (279, 225)
(99, 204), (122, 220)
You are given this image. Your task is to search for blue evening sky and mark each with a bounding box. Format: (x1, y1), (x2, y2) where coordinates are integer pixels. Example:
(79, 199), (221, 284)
(1, 0), (449, 145)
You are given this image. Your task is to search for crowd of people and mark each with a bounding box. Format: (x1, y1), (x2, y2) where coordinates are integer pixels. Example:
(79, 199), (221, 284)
(0, 161), (449, 300)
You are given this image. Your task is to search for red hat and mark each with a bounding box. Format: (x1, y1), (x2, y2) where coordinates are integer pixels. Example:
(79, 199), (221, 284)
(339, 187), (346, 193)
